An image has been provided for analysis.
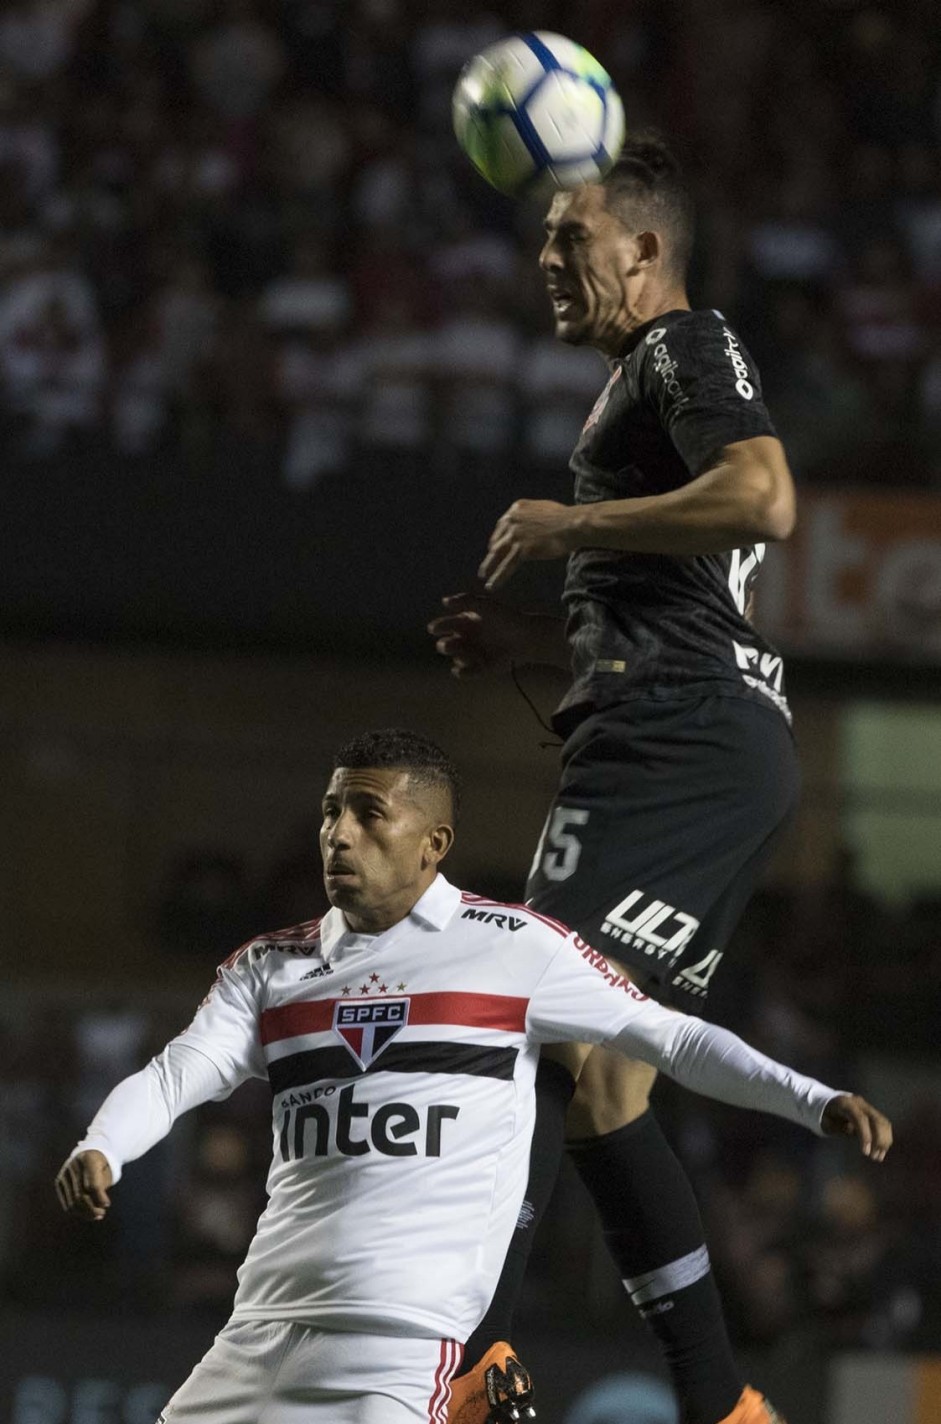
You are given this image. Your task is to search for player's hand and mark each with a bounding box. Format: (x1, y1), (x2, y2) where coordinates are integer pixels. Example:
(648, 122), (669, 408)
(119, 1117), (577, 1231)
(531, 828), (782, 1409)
(428, 593), (534, 677)
(821, 1094), (893, 1162)
(55, 1149), (113, 1221)
(478, 500), (579, 590)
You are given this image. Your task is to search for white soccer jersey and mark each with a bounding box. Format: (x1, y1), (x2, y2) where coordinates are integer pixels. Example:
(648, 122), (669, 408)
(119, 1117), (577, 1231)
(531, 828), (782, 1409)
(74, 875), (840, 1344)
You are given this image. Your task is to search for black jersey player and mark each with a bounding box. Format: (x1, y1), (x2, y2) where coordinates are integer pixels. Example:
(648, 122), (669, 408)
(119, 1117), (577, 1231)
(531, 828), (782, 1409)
(431, 139), (804, 1424)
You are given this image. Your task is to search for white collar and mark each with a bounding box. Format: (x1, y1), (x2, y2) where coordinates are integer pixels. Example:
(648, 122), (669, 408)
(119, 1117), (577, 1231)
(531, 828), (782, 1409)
(319, 874), (462, 962)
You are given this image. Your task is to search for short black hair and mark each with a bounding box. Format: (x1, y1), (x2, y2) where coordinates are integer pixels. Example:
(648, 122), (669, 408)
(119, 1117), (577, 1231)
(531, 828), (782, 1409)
(602, 133), (694, 279)
(331, 728), (461, 823)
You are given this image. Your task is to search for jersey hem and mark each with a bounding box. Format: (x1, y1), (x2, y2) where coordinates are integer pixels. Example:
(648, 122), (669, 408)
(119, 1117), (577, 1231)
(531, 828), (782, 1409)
(554, 678), (793, 737)
(229, 1302), (466, 1340)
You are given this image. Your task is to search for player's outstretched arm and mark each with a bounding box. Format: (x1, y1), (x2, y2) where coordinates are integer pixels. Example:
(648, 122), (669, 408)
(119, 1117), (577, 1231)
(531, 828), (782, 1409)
(55, 1149), (113, 1221)
(53, 1044), (231, 1222)
(821, 1093), (893, 1162)
(428, 591), (567, 676)
(528, 934), (893, 1161)
(55, 953), (266, 1223)
(625, 1011), (894, 1163)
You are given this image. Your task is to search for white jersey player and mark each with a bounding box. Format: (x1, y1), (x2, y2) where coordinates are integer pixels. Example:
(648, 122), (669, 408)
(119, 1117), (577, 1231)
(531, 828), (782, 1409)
(57, 730), (892, 1424)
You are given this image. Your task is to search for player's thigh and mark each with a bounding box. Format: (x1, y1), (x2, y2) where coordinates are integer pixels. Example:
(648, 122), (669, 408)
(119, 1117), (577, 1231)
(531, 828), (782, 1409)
(158, 1319), (286, 1423)
(528, 696), (798, 1008)
(566, 1046), (659, 1139)
(267, 1329), (462, 1424)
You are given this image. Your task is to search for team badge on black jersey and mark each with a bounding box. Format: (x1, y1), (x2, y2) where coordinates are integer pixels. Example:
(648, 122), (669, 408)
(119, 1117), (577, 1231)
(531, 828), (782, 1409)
(582, 364), (621, 432)
(333, 999), (409, 1069)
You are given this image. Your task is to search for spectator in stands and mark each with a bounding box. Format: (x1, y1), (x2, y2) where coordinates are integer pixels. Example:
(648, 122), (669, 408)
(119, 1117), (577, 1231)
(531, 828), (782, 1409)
(0, 235), (104, 457)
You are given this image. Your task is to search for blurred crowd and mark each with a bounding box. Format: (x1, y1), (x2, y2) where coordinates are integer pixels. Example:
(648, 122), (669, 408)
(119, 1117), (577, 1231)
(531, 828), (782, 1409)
(1, 0), (940, 488)
(2, 872), (939, 1356)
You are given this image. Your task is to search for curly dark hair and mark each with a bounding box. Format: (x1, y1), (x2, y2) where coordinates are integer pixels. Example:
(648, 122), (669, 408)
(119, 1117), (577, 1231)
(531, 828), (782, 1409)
(331, 728), (461, 822)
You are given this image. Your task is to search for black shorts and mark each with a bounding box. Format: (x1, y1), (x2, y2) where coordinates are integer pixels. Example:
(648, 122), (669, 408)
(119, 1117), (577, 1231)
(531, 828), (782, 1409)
(525, 694), (799, 1010)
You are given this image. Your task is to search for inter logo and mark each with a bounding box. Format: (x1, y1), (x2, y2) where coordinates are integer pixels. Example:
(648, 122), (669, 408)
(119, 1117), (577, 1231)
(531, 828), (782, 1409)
(333, 998), (409, 1070)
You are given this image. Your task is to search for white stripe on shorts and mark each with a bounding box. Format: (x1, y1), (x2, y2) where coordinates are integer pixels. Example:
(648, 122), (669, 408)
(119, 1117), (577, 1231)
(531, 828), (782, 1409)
(623, 1243), (711, 1306)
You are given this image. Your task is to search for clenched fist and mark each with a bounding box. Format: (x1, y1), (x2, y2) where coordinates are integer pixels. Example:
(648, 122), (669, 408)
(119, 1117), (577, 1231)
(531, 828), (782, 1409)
(821, 1094), (893, 1162)
(55, 1149), (113, 1221)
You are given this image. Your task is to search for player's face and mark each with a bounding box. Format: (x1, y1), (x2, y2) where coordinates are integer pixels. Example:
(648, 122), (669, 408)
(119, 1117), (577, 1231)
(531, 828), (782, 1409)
(539, 186), (644, 353)
(320, 767), (451, 933)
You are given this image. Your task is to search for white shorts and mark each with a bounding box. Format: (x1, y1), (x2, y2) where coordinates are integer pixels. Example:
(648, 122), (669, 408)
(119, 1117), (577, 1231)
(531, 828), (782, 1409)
(157, 1319), (463, 1424)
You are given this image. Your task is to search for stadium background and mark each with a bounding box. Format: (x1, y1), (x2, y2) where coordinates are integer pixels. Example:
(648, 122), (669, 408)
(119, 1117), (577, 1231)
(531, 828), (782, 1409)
(1, 1), (939, 1420)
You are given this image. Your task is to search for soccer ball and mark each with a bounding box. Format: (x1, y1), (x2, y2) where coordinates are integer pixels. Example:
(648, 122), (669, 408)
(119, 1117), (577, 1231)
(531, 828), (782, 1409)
(452, 32), (625, 199)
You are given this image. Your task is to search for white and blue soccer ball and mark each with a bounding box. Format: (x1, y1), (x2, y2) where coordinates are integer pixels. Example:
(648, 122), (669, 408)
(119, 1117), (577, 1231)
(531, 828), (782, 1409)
(452, 31), (625, 199)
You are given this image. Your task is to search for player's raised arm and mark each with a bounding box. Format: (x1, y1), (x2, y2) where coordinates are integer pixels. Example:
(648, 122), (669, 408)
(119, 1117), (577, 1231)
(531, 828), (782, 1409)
(55, 947), (267, 1220)
(527, 931), (892, 1161)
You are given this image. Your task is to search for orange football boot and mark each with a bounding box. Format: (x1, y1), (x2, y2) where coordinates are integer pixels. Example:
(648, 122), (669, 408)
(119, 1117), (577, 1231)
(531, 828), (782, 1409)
(716, 1384), (788, 1424)
(447, 1341), (536, 1424)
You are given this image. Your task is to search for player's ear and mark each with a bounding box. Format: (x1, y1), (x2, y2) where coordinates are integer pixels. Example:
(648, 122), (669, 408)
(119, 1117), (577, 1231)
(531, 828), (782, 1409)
(634, 230), (661, 269)
(426, 823), (455, 866)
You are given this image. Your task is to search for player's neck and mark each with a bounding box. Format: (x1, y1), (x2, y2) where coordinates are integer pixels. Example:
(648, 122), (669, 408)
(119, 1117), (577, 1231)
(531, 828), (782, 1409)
(341, 875), (437, 935)
(594, 285), (690, 358)
(629, 284), (690, 334)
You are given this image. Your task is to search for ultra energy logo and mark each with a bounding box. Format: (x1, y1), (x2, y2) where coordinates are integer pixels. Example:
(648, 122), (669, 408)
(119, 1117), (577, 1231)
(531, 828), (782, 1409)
(600, 889), (699, 963)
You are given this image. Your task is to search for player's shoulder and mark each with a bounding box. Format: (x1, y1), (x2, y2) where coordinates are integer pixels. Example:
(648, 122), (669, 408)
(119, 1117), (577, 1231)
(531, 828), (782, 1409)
(456, 892), (571, 944)
(218, 917), (325, 974)
(632, 307), (763, 407)
(635, 307), (742, 358)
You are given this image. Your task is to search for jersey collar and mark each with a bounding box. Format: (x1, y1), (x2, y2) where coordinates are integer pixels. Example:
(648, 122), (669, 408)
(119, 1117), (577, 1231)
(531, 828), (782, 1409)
(319, 874), (462, 962)
(617, 307), (689, 359)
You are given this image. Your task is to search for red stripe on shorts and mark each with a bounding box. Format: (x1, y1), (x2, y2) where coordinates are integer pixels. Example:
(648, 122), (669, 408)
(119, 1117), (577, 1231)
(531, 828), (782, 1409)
(428, 1339), (463, 1423)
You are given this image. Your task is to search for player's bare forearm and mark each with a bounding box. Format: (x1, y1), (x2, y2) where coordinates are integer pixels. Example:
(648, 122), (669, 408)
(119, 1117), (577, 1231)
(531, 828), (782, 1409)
(571, 436), (796, 556)
(479, 437), (795, 589)
(429, 593), (567, 675)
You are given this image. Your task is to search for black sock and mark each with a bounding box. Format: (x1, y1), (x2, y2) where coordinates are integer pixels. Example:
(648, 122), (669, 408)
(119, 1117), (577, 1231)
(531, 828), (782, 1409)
(459, 1057), (576, 1374)
(569, 1111), (742, 1424)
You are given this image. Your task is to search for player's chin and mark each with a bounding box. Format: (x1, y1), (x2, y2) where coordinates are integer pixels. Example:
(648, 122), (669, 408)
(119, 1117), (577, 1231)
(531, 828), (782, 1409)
(323, 875), (360, 907)
(554, 315), (590, 345)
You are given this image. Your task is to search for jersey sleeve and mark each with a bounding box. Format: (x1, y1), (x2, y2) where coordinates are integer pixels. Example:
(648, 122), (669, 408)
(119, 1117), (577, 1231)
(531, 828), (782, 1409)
(638, 312), (777, 475)
(526, 933), (840, 1135)
(70, 947), (268, 1181)
(174, 947), (268, 1084)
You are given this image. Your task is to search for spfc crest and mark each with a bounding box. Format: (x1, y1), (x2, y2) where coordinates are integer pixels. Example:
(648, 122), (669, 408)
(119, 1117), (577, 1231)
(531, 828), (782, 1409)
(333, 998), (409, 1070)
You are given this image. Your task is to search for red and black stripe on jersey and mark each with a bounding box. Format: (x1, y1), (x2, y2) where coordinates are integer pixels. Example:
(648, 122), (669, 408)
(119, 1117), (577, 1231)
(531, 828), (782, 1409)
(261, 991), (528, 1092)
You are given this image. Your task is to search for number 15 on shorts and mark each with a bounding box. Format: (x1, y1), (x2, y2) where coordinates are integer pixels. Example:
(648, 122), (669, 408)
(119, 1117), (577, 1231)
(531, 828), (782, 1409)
(529, 806), (590, 884)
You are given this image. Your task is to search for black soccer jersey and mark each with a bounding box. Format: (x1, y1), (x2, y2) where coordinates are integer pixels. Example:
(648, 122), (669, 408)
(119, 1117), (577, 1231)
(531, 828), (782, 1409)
(554, 308), (791, 733)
